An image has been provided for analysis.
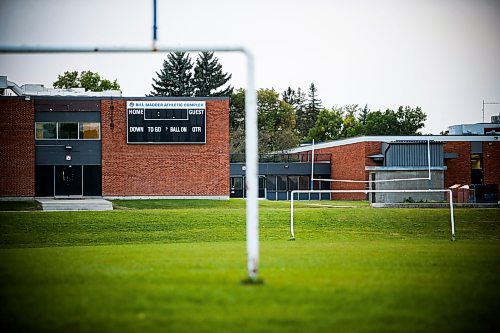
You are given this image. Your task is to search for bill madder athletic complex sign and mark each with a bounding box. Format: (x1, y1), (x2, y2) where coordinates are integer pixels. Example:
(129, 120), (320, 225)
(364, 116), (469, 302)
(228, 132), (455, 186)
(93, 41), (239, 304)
(126, 101), (206, 144)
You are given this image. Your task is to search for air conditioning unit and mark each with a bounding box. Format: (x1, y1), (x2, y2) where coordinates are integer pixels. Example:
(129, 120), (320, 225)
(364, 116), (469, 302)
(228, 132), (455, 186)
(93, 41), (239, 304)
(492, 114), (500, 124)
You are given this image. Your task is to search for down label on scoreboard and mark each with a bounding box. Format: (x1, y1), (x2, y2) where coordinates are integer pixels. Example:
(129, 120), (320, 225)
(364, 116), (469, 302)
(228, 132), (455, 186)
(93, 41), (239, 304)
(126, 101), (206, 144)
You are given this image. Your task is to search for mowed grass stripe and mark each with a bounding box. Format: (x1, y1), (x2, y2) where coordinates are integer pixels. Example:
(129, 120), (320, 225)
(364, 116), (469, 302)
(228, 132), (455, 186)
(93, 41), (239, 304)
(1, 202), (499, 248)
(0, 240), (498, 333)
(0, 200), (499, 332)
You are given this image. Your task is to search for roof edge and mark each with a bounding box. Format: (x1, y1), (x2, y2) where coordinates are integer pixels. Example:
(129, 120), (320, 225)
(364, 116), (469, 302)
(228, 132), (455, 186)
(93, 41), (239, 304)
(288, 135), (500, 153)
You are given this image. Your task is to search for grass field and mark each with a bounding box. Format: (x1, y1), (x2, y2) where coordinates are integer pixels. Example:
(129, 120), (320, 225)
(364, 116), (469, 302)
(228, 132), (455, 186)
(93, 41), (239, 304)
(0, 199), (499, 333)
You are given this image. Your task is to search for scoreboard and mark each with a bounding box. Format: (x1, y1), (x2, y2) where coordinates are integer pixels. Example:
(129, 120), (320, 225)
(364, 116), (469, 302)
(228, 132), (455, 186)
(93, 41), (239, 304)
(126, 101), (206, 144)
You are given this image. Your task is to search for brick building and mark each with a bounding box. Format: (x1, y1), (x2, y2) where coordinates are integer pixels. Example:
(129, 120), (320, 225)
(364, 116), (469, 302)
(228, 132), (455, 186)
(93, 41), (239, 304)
(0, 81), (498, 203)
(0, 96), (229, 199)
(287, 135), (500, 202)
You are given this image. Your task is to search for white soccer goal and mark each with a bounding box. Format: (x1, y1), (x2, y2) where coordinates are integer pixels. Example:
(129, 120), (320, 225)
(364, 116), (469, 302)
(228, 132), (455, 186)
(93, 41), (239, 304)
(290, 189), (456, 241)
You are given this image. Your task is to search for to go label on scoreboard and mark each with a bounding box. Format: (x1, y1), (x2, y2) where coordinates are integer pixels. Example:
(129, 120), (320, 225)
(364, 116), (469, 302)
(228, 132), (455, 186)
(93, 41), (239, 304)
(126, 101), (206, 144)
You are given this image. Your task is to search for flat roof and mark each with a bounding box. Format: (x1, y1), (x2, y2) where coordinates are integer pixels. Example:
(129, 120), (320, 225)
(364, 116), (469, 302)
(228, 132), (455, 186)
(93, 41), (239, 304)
(288, 135), (500, 153)
(0, 96), (229, 101)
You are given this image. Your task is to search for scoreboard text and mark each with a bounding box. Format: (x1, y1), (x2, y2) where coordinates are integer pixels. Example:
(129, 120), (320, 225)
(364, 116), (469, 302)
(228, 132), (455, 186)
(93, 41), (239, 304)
(126, 101), (206, 144)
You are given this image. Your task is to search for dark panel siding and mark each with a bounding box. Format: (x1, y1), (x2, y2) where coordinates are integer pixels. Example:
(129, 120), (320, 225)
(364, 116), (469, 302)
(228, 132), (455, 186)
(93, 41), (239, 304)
(35, 99), (101, 112)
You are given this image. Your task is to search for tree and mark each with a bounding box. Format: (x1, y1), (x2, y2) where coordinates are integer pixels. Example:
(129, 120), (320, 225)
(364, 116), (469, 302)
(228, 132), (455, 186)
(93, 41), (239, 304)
(340, 105), (364, 138)
(357, 105), (370, 127)
(395, 106), (427, 135)
(257, 89), (298, 152)
(306, 107), (343, 142)
(150, 52), (194, 96)
(364, 109), (398, 135)
(53, 70), (120, 91)
(282, 87), (307, 138)
(229, 88), (299, 153)
(193, 52), (233, 97)
(364, 106), (426, 135)
(304, 83), (323, 135)
(230, 88), (246, 132)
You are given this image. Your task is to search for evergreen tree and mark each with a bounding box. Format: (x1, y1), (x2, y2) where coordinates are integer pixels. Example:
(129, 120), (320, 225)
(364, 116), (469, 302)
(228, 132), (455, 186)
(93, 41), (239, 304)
(304, 83), (322, 134)
(193, 52), (233, 97)
(358, 104), (370, 126)
(150, 52), (194, 96)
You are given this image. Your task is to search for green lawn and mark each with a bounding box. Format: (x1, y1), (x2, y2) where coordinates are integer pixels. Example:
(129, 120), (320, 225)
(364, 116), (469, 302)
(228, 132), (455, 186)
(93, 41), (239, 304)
(0, 200), (499, 333)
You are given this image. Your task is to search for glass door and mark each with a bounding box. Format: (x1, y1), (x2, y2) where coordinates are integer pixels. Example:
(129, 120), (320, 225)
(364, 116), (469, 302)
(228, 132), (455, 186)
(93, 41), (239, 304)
(55, 165), (83, 197)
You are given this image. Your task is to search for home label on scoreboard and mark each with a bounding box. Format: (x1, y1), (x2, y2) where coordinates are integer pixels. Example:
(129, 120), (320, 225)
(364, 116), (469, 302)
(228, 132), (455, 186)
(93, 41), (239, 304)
(126, 101), (206, 144)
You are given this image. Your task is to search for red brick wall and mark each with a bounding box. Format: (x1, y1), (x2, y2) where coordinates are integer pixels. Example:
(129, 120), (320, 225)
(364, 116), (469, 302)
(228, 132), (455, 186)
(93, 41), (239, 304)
(483, 142), (500, 193)
(101, 99), (229, 197)
(444, 142), (471, 187)
(314, 142), (378, 200)
(0, 98), (35, 197)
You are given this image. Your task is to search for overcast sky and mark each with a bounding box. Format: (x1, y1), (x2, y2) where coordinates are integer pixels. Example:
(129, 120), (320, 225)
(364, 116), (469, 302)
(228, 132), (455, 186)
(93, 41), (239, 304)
(1, 0), (499, 134)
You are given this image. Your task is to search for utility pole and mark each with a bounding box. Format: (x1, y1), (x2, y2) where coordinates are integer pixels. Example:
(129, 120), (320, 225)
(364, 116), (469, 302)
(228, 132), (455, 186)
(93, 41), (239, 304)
(482, 100), (499, 123)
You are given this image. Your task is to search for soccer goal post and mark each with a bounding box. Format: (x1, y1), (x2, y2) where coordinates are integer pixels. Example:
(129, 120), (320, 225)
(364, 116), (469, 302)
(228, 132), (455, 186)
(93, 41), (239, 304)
(290, 189), (456, 241)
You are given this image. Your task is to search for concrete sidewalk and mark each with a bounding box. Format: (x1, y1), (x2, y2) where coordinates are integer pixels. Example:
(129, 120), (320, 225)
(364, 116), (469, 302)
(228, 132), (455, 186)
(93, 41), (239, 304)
(36, 198), (113, 211)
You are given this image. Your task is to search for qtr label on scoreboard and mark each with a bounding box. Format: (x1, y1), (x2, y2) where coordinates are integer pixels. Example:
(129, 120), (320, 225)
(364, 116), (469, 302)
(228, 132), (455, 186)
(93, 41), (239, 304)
(126, 101), (206, 144)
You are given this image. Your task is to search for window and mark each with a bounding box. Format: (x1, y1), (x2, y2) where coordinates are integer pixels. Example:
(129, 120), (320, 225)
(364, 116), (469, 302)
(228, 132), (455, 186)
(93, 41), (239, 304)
(288, 176), (299, 191)
(277, 175), (287, 191)
(58, 123), (78, 139)
(266, 176), (276, 191)
(471, 154), (482, 169)
(299, 176), (310, 190)
(35, 122), (101, 140)
(35, 122), (56, 139)
(79, 122), (100, 139)
(232, 177), (243, 190)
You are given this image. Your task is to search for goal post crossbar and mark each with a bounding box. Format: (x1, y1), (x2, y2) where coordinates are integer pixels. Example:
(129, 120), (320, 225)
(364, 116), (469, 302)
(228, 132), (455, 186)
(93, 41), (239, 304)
(290, 189), (455, 241)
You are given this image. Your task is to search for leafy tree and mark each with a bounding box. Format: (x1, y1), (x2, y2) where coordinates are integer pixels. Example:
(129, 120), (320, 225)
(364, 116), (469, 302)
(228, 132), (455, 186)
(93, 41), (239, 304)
(395, 106), (427, 135)
(340, 105), (364, 138)
(230, 126), (246, 155)
(229, 88), (299, 153)
(150, 52), (194, 96)
(282, 87), (307, 138)
(257, 89), (298, 152)
(365, 109), (398, 135)
(193, 52), (233, 97)
(53, 70), (120, 91)
(230, 88), (246, 132)
(307, 107), (343, 142)
(304, 83), (323, 134)
(364, 106), (426, 135)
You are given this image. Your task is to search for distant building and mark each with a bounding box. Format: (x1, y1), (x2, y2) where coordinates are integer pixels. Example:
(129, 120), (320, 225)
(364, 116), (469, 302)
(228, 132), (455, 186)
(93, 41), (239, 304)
(287, 134), (499, 203)
(1, 76), (498, 204)
(0, 77), (229, 199)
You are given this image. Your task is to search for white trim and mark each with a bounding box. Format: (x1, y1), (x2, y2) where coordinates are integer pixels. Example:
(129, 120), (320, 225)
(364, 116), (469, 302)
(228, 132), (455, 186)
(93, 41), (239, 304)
(288, 135), (500, 153)
(104, 195), (229, 200)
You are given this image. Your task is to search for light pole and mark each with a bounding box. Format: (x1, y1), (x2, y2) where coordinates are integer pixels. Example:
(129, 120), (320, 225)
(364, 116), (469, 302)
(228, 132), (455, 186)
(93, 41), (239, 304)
(482, 100), (499, 123)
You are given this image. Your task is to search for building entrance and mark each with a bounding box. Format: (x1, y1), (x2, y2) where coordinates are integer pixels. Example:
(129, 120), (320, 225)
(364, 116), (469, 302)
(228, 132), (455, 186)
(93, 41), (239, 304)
(55, 165), (82, 196)
(35, 165), (102, 197)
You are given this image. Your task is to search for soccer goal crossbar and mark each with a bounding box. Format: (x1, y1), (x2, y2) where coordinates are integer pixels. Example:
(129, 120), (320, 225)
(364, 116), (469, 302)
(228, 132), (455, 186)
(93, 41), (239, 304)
(290, 189), (456, 241)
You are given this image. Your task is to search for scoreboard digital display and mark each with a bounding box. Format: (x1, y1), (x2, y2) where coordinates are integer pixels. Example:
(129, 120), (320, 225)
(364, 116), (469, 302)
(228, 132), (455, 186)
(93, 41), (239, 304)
(126, 101), (206, 144)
